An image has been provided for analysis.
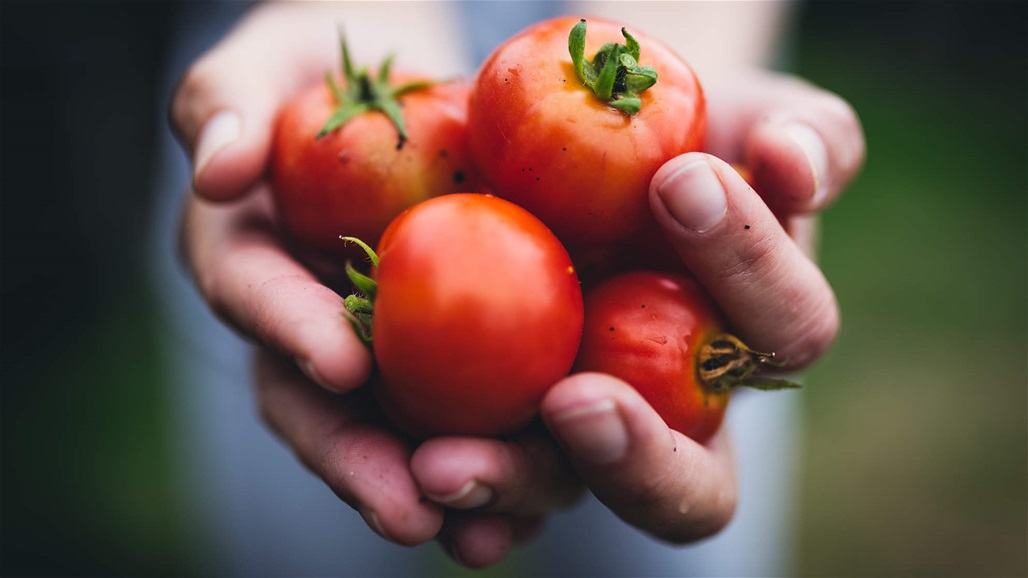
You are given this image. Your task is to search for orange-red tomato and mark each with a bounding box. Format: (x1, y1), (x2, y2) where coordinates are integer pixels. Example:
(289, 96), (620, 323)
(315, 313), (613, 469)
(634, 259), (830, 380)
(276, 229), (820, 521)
(271, 75), (476, 259)
(573, 271), (730, 443)
(468, 16), (706, 250)
(371, 194), (584, 437)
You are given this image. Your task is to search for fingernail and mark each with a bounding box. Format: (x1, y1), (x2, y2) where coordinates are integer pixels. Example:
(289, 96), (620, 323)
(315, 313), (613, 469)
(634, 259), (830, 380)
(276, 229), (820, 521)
(297, 358), (334, 392)
(552, 399), (628, 465)
(657, 160), (728, 233)
(359, 508), (393, 542)
(194, 109), (240, 179)
(426, 480), (493, 509)
(783, 122), (829, 205)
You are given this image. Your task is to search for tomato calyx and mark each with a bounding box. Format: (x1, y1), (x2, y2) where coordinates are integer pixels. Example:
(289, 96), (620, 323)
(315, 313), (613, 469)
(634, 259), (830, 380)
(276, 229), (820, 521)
(340, 236), (380, 345)
(697, 334), (802, 393)
(568, 19), (658, 115)
(317, 31), (435, 149)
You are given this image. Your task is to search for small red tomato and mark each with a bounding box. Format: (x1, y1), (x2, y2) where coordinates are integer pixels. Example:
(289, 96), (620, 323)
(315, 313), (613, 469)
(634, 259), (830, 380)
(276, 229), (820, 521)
(347, 194), (584, 438)
(573, 271), (794, 444)
(468, 17), (706, 250)
(271, 38), (476, 259)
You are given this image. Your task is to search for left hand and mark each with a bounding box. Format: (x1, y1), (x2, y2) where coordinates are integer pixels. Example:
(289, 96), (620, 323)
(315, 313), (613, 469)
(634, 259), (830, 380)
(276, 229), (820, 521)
(409, 67), (865, 567)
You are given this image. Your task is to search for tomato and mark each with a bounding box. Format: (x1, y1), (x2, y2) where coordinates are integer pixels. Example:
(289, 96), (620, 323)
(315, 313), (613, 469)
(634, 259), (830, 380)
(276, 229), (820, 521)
(348, 194), (584, 438)
(467, 16), (706, 251)
(573, 271), (794, 444)
(271, 39), (477, 260)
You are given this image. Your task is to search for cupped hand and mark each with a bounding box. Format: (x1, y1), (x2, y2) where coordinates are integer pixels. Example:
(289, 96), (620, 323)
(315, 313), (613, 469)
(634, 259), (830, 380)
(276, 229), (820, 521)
(169, 2), (469, 203)
(171, 0), (475, 555)
(172, 1), (865, 567)
(650, 69), (865, 367)
(410, 69), (865, 566)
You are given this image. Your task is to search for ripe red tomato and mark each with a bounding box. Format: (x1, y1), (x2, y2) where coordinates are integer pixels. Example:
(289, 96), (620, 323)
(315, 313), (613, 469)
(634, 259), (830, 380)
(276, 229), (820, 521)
(363, 194), (583, 437)
(467, 16), (706, 250)
(573, 271), (792, 444)
(271, 45), (476, 260)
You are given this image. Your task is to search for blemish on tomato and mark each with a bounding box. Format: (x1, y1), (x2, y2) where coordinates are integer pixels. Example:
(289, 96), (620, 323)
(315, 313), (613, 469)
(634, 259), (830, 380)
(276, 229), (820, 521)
(453, 170), (466, 184)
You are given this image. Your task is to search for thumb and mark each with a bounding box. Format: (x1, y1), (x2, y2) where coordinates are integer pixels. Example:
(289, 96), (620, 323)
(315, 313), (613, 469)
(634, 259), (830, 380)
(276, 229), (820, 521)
(168, 4), (333, 201)
(541, 373), (737, 544)
(649, 153), (839, 368)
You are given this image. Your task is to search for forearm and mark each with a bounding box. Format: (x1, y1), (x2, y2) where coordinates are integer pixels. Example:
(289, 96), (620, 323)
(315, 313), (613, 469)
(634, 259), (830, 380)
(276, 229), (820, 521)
(229, 1), (472, 81)
(572, 0), (796, 74)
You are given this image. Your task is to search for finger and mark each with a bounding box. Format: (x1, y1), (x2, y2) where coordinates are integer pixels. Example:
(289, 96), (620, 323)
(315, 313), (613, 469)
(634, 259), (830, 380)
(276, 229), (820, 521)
(436, 513), (544, 570)
(169, 3), (471, 203)
(704, 70), (865, 214)
(254, 350), (444, 546)
(181, 185), (373, 391)
(436, 512), (512, 570)
(650, 153), (839, 367)
(410, 428), (583, 515)
(169, 4), (333, 201)
(541, 373), (737, 544)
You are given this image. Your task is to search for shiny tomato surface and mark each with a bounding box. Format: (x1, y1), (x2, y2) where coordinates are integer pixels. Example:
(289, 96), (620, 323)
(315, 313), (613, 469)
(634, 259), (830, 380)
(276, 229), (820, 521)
(573, 270), (728, 443)
(372, 194), (584, 437)
(468, 16), (706, 250)
(271, 77), (476, 259)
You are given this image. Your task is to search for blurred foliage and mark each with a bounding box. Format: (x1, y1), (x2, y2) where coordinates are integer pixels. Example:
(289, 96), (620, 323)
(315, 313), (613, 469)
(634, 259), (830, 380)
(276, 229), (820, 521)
(1, 1), (1025, 577)
(793, 1), (1027, 576)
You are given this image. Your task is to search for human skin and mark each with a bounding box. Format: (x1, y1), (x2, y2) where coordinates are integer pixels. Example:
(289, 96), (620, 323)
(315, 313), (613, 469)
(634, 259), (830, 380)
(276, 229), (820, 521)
(171, 0), (864, 569)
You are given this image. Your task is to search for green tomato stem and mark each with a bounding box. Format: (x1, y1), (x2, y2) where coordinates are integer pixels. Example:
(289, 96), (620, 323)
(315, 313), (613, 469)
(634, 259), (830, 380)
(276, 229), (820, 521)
(340, 236), (381, 348)
(316, 30), (437, 148)
(568, 19), (658, 115)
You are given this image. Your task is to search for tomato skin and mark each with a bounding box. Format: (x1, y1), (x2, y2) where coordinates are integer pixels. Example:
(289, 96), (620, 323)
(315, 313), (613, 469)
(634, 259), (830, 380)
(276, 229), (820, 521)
(573, 270), (728, 443)
(468, 16), (706, 249)
(271, 77), (477, 259)
(372, 194), (584, 437)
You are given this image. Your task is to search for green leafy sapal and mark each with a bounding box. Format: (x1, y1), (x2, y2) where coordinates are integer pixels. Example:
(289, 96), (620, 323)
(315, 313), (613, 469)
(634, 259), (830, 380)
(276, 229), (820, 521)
(568, 19), (658, 115)
(339, 236), (380, 346)
(318, 31), (434, 148)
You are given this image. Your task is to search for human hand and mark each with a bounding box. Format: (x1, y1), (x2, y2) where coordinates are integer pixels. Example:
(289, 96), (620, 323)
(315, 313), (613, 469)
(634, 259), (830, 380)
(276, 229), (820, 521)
(172, 2), (864, 568)
(169, 2), (469, 204)
(410, 69), (865, 566)
(170, 0), (478, 553)
(652, 69), (865, 367)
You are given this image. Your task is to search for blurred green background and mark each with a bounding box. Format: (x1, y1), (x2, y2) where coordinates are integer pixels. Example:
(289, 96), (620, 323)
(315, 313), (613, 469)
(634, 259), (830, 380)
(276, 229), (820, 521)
(1, 1), (1025, 576)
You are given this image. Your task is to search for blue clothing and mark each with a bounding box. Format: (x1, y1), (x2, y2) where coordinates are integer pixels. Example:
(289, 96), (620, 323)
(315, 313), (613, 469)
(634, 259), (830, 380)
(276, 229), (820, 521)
(150, 2), (801, 575)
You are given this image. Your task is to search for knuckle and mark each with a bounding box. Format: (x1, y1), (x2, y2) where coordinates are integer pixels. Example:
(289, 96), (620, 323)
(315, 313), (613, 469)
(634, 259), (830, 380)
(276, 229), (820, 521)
(813, 92), (867, 177)
(614, 468), (680, 513)
(193, 245), (234, 326)
(662, 489), (737, 545)
(715, 230), (782, 285)
(254, 373), (278, 430)
(251, 354), (290, 441)
(169, 56), (220, 142)
(785, 291), (840, 368)
(248, 273), (311, 344)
